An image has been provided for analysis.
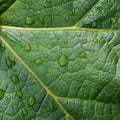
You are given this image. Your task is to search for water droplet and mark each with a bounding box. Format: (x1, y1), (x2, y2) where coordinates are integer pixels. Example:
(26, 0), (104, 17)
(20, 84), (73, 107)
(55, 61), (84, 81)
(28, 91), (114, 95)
(16, 91), (23, 98)
(110, 17), (117, 24)
(78, 75), (81, 78)
(79, 52), (86, 58)
(5, 57), (16, 69)
(58, 55), (69, 67)
(25, 17), (35, 24)
(24, 44), (31, 51)
(72, 8), (75, 15)
(34, 59), (42, 65)
(0, 89), (5, 100)
(10, 75), (19, 84)
(64, 39), (68, 44)
(65, 17), (70, 22)
(39, 17), (45, 24)
(93, 39), (98, 43)
(25, 5), (30, 10)
(44, 54), (48, 58)
(22, 108), (28, 116)
(46, 0), (51, 3)
(92, 22), (97, 27)
(36, 10), (41, 14)
(28, 96), (35, 106)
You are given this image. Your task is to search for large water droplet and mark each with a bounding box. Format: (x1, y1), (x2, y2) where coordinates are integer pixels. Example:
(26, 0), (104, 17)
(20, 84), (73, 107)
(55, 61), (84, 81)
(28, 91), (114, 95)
(5, 57), (16, 69)
(0, 89), (5, 100)
(25, 17), (35, 24)
(110, 17), (117, 24)
(28, 96), (35, 106)
(39, 17), (45, 24)
(16, 91), (23, 98)
(24, 44), (31, 51)
(34, 59), (42, 65)
(46, 0), (51, 3)
(58, 55), (69, 67)
(10, 75), (19, 84)
(22, 108), (28, 116)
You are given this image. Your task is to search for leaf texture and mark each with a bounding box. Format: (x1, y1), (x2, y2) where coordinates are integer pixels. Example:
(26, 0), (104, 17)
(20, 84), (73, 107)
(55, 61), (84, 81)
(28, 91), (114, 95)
(0, 0), (120, 120)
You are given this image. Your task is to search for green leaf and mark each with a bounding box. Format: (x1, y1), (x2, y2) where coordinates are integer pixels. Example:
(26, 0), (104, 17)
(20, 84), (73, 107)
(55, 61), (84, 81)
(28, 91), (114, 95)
(0, 0), (120, 120)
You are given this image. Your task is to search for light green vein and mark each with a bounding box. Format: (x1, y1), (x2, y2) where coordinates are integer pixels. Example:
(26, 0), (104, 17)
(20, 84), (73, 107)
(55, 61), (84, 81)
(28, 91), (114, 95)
(57, 97), (120, 106)
(1, 25), (120, 32)
(0, 35), (75, 120)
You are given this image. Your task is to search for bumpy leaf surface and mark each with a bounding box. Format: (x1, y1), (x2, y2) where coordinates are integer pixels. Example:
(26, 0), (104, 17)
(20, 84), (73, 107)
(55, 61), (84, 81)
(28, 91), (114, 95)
(0, 0), (120, 120)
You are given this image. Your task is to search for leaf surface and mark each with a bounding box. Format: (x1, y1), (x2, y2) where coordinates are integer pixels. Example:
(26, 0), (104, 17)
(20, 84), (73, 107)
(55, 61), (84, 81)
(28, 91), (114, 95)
(0, 0), (120, 120)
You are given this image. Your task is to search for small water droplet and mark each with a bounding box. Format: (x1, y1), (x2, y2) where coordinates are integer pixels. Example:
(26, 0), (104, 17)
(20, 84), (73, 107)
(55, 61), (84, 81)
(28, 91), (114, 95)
(34, 59), (42, 65)
(22, 108), (28, 116)
(28, 96), (35, 106)
(93, 39), (98, 43)
(25, 17), (35, 24)
(65, 17), (70, 22)
(46, 0), (51, 3)
(58, 55), (69, 67)
(64, 39), (68, 44)
(24, 44), (31, 51)
(72, 8), (75, 15)
(16, 91), (23, 98)
(78, 75), (81, 78)
(92, 22), (97, 27)
(10, 75), (19, 84)
(5, 57), (16, 69)
(44, 54), (48, 58)
(79, 52), (86, 58)
(36, 10), (41, 14)
(0, 89), (5, 100)
(110, 17), (117, 24)
(39, 17), (45, 24)
(25, 4), (30, 10)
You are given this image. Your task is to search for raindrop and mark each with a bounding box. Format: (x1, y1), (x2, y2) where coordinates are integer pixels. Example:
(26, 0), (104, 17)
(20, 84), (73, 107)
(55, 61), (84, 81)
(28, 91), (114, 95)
(36, 10), (41, 14)
(110, 17), (117, 24)
(5, 57), (16, 69)
(92, 22), (97, 27)
(24, 44), (31, 51)
(58, 55), (69, 67)
(34, 59), (42, 65)
(16, 91), (23, 98)
(64, 39), (68, 44)
(39, 17), (45, 24)
(44, 54), (48, 58)
(25, 17), (35, 24)
(22, 108), (28, 116)
(10, 75), (19, 84)
(78, 75), (81, 78)
(0, 89), (5, 100)
(79, 52), (86, 58)
(28, 96), (35, 106)
(25, 4), (30, 10)
(46, 0), (51, 3)
(65, 17), (70, 22)
(93, 39), (98, 43)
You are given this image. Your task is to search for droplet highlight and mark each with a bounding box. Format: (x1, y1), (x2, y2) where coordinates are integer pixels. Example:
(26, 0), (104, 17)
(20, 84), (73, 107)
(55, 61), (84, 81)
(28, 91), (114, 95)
(16, 91), (23, 98)
(5, 57), (16, 69)
(24, 44), (31, 51)
(58, 55), (69, 67)
(34, 59), (42, 65)
(28, 96), (35, 106)
(10, 75), (19, 84)
(25, 17), (35, 24)
(22, 108), (28, 116)
(0, 89), (5, 100)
